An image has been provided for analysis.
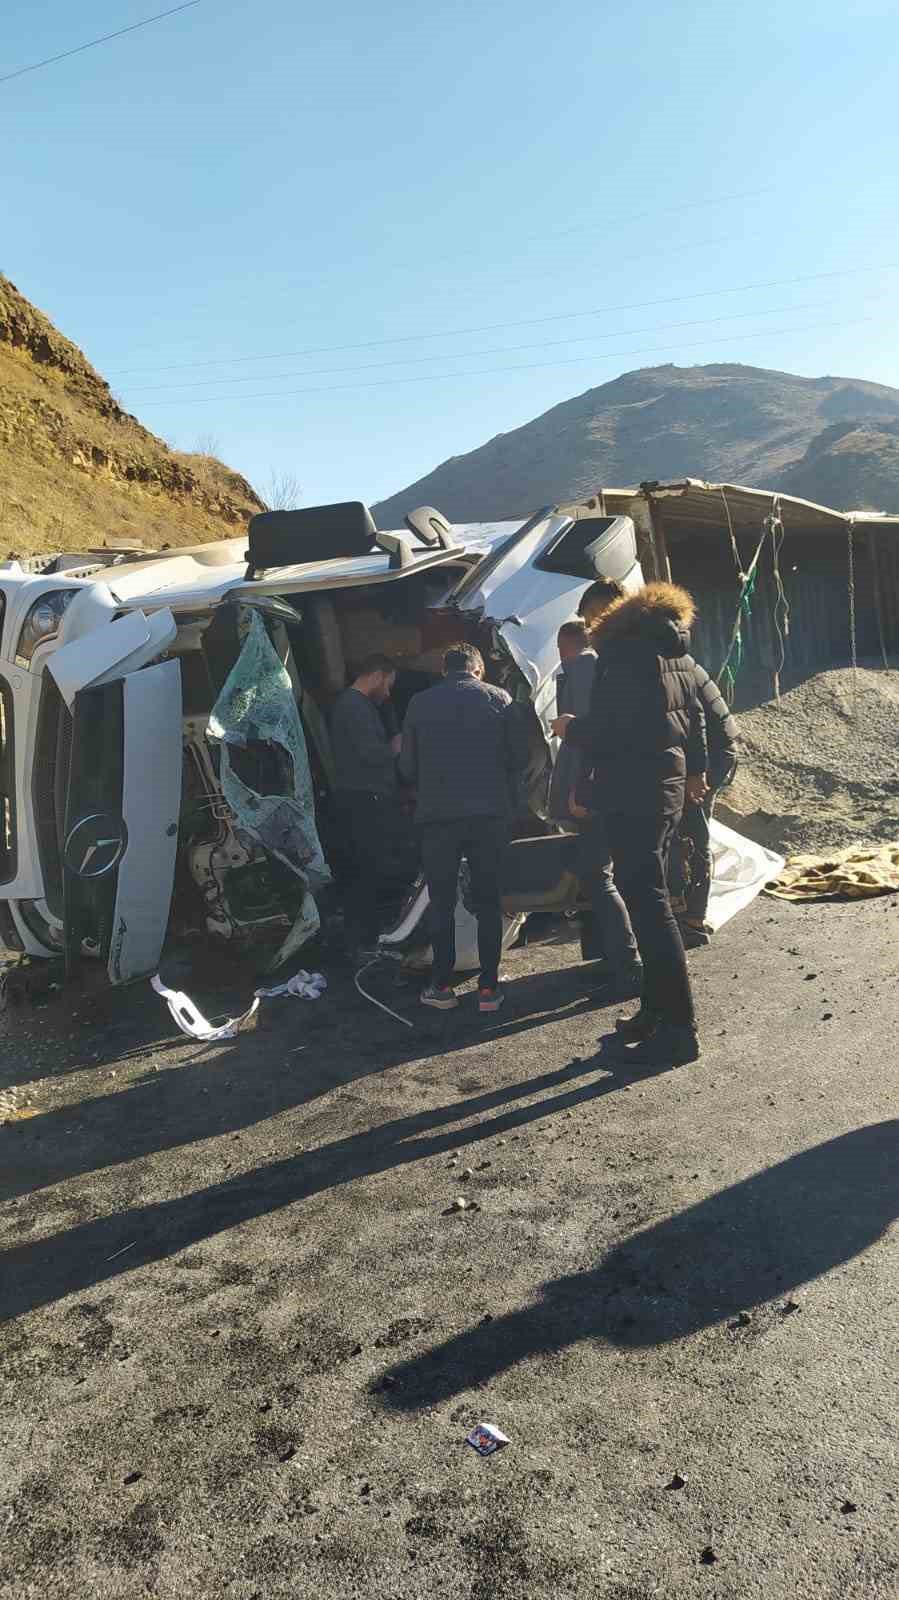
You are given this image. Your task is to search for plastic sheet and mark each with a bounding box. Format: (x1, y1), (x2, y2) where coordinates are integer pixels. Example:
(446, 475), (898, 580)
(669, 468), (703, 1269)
(707, 818), (784, 931)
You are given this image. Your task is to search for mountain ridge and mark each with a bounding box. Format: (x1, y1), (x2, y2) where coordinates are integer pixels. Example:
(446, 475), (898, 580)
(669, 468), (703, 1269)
(372, 361), (899, 524)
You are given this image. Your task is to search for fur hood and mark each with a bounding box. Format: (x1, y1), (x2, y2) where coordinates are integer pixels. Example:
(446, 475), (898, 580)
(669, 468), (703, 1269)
(590, 582), (696, 656)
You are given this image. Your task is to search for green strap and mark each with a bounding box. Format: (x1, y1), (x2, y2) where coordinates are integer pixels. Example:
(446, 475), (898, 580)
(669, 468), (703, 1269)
(718, 566), (757, 699)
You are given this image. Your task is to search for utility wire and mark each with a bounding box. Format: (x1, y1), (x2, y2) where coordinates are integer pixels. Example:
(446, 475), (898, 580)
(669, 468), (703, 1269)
(139, 311), (877, 408)
(123, 231), (731, 335)
(127, 296), (844, 392)
(0, 1), (202, 86)
(112, 259), (899, 376)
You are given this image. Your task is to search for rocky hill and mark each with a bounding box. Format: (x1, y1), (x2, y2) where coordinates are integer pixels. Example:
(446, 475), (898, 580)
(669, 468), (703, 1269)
(373, 362), (899, 524)
(0, 275), (264, 556)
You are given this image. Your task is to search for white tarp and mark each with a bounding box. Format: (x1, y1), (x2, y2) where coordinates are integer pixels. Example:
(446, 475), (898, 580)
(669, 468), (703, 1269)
(707, 818), (784, 932)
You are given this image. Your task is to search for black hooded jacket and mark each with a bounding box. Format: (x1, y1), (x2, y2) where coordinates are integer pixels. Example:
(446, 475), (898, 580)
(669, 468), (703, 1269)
(564, 583), (708, 818)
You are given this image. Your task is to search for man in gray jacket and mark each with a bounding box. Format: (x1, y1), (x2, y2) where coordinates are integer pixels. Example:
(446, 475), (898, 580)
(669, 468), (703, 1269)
(399, 643), (529, 1014)
(548, 619), (596, 824)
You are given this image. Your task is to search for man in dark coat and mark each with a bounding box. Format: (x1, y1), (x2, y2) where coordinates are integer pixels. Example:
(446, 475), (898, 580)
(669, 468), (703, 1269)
(549, 617), (639, 985)
(552, 583), (708, 1065)
(669, 665), (739, 944)
(330, 653), (401, 959)
(400, 643), (529, 1014)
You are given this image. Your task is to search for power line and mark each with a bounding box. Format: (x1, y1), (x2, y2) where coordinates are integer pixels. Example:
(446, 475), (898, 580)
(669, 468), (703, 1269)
(127, 297), (846, 393)
(119, 230), (731, 336)
(0, 0), (202, 86)
(116, 185), (769, 328)
(112, 259), (899, 376)
(139, 311), (877, 408)
(446, 187), (772, 255)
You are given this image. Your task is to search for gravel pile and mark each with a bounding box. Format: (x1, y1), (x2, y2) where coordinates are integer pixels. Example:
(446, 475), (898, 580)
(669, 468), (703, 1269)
(719, 664), (899, 855)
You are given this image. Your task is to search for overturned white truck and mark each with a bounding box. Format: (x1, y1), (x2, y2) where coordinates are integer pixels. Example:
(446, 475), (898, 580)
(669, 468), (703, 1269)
(0, 501), (775, 989)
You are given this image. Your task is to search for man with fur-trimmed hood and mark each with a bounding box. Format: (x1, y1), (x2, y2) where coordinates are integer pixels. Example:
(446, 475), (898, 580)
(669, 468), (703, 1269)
(552, 582), (708, 1065)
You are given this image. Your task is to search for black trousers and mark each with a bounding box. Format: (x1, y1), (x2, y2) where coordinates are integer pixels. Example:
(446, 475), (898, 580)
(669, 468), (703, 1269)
(335, 790), (400, 949)
(420, 817), (506, 988)
(575, 814), (639, 970)
(604, 809), (696, 1027)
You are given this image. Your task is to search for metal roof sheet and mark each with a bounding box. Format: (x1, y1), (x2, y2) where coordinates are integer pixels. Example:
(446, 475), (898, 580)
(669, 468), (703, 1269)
(566, 478), (899, 538)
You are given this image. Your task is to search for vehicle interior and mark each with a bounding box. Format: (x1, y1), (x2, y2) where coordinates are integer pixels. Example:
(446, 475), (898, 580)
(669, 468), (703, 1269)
(166, 504), (582, 958)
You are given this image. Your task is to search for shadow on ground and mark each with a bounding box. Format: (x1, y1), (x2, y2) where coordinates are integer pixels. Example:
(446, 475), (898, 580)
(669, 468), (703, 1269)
(0, 1036), (656, 1320)
(374, 1120), (898, 1407)
(0, 960), (600, 1204)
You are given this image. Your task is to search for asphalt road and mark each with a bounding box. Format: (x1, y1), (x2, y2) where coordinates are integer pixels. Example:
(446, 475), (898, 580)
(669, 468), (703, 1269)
(0, 894), (896, 1599)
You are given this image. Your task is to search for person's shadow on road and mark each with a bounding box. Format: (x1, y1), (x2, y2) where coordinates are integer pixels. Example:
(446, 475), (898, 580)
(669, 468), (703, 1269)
(375, 1119), (898, 1409)
(0, 959), (602, 1205)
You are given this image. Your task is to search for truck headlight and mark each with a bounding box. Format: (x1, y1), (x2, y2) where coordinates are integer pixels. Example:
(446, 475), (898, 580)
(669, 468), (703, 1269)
(15, 589), (78, 666)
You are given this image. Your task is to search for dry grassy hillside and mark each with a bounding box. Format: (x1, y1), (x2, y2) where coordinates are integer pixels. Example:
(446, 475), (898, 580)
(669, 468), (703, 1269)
(0, 275), (264, 556)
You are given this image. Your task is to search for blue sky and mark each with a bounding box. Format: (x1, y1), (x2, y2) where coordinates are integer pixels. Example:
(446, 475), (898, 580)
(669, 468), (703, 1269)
(3, 0), (899, 509)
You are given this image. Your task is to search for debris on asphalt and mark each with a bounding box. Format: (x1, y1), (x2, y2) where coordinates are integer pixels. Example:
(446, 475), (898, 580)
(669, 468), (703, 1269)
(151, 974), (259, 1041)
(735, 1310), (753, 1327)
(123, 1472), (143, 1487)
(255, 970), (327, 1000)
(466, 1423), (510, 1457)
(782, 1297), (801, 1314)
(446, 1197), (479, 1214)
(460, 1167), (474, 1181)
(105, 1241), (137, 1263)
(699, 1546), (718, 1565)
(840, 1500), (858, 1515)
(665, 1471), (688, 1490)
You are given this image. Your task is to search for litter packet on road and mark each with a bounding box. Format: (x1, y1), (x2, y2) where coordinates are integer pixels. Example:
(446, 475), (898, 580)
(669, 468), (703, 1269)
(466, 1423), (510, 1457)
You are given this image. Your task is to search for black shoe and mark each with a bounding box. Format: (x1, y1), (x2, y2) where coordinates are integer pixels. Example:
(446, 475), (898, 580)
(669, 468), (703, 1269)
(679, 920), (711, 950)
(609, 1021), (700, 1066)
(615, 1004), (661, 1042)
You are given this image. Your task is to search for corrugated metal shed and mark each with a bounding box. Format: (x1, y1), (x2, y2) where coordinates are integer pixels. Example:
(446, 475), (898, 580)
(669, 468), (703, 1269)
(563, 479), (899, 705)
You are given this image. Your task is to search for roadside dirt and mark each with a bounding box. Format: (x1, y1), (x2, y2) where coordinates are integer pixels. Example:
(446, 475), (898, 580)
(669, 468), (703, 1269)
(0, 897), (896, 1598)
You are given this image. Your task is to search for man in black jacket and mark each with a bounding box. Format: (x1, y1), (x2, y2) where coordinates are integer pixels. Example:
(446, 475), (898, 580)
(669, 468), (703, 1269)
(549, 617), (639, 984)
(400, 643), (529, 1014)
(330, 654), (401, 958)
(552, 583), (708, 1065)
(669, 665), (738, 944)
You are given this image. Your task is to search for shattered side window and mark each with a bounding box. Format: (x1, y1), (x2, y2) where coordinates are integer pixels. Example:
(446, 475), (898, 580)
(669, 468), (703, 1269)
(206, 610), (332, 961)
